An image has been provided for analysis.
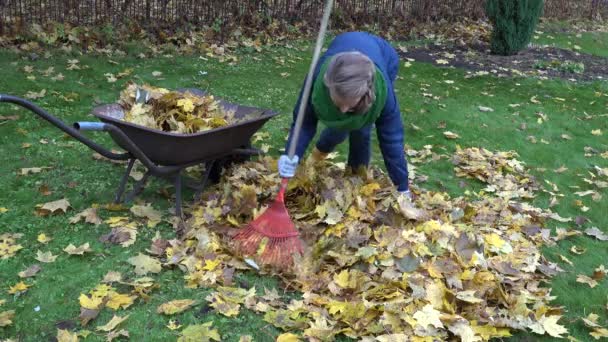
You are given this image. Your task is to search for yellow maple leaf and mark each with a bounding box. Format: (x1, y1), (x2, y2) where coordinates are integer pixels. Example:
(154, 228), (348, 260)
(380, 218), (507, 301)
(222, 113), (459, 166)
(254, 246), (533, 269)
(178, 322), (221, 341)
(177, 98), (195, 113)
(333, 270), (350, 288)
(37, 233), (52, 244)
(202, 259), (221, 271)
(539, 315), (568, 338)
(96, 314), (129, 332)
(360, 182), (380, 196)
(8, 281), (30, 294)
(106, 292), (136, 310)
(277, 333), (301, 342)
(0, 207), (8, 213)
(79, 294), (103, 310)
(157, 299), (196, 315)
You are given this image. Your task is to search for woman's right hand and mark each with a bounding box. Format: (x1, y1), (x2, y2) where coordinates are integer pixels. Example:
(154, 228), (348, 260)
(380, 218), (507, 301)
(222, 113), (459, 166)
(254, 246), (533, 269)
(278, 155), (299, 178)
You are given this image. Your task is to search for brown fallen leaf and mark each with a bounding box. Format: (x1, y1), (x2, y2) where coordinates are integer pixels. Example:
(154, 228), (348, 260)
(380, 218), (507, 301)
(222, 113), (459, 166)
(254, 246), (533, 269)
(99, 227), (136, 247)
(0, 310), (15, 327)
(0, 115), (19, 121)
(593, 265), (606, 281)
(38, 184), (52, 196)
(35, 198), (71, 216)
(18, 264), (41, 278)
(69, 208), (103, 225)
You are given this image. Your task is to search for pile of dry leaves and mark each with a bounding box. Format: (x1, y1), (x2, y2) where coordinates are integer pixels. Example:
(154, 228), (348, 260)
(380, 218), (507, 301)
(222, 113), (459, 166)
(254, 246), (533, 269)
(118, 83), (242, 134)
(157, 150), (576, 340)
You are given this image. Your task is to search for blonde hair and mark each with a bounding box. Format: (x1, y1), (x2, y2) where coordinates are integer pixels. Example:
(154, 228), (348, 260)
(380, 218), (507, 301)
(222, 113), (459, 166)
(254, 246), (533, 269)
(324, 52), (375, 114)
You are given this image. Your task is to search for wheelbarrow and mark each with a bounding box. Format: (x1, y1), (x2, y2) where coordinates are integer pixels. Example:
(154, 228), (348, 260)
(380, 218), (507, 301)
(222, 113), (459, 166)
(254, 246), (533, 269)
(0, 88), (278, 219)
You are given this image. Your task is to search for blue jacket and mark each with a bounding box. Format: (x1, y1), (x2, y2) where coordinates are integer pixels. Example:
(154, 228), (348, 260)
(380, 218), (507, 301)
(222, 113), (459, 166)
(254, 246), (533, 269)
(285, 32), (409, 191)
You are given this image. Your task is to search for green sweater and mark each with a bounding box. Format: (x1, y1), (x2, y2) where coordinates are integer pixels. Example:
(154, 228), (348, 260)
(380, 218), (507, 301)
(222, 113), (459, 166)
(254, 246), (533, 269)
(311, 60), (387, 131)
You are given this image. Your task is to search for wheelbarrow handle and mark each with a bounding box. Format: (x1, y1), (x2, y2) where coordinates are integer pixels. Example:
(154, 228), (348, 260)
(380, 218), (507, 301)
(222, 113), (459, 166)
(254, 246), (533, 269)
(0, 94), (130, 161)
(74, 122), (107, 131)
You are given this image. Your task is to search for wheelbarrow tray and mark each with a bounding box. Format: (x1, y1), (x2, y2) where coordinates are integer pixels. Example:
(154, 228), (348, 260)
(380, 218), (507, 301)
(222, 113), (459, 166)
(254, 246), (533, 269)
(91, 90), (278, 166)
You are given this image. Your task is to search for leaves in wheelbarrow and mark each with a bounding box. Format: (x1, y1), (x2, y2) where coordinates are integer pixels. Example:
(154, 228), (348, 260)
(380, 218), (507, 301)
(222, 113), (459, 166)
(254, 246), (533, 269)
(118, 82), (245, 134)
(174, 152), (577, 340)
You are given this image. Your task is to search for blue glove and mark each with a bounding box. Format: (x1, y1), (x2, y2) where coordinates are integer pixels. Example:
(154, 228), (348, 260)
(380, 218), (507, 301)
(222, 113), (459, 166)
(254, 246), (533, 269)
(278, 155), (299, 178)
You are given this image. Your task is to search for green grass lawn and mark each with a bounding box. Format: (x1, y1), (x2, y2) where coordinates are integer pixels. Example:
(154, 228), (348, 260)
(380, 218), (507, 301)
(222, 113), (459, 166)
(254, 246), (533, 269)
(533, 22), (608, 57)
(1, 31), (607, 341)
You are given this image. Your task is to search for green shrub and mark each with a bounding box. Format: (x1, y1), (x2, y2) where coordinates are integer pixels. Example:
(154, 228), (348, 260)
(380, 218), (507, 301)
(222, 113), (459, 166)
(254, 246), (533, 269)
(486, 0), (544, 55)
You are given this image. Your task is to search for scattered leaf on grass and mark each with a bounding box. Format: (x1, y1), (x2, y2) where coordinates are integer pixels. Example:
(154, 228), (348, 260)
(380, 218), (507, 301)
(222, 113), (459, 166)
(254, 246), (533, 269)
(8, 281), (30, 294)
(79, 307), (100, 326)
(277, 333), (302, 342)
(106, 292), (136, 310)
(96, 314), (129, 332)
(0, 310), (15, 327)
(130, 204), (162, 227)
(157, 299), (196, 315)
(167, 320), (182, 330)
(0, 233), (23, 259)
(127, 253), (162, 275)
(25, 89), (46, 99)
(35, 250), (57, 263)
(443, 131), (460, 139)
(178, 322), (221, 342)
(478, 106), (494, 112)
(37, 233), (52, 244)
(35, 198), (71, 216)
(585, 227), (608, 241)
(69, 208), (103, 225)
(64, 243), (93, 255)
(20, 166), (52, 175)
(56, 329), (79, 342)
(576, 274), (598, 288)
(18, 264), (41, 278)
(591, 129), (603, 136)
(79, 294), (103, 310)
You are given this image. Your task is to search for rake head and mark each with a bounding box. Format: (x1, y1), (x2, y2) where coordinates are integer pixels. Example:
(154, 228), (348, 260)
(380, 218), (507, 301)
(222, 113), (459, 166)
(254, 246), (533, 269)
(233, 178), (303, 269)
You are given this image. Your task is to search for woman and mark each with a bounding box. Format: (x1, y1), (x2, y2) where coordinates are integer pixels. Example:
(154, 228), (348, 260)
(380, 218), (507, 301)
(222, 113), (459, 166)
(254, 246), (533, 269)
(279, 31), (412, 198)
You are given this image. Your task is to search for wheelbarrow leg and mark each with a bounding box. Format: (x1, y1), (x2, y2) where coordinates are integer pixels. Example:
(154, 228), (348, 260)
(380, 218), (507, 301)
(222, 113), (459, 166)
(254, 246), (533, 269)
(193, 160), (215, 202)
(115, 159), (136, 204)
(175, 171), (183, 219)
(125, 171), (151, 202)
